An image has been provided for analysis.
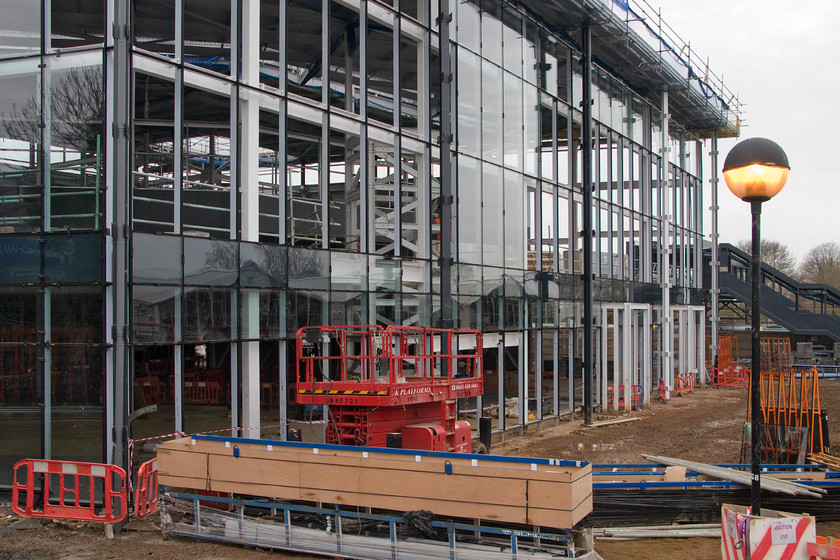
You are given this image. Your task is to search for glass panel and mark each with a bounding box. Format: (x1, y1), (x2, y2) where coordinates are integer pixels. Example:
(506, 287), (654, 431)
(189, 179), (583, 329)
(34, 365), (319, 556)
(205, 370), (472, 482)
(183, 237), (238, 286)
(367, 21), (395, 126)
(482, 162), (503, 267)
(328, 129), (362, 251)
(369, 139), (396, 255)
(260, 0), (282, 89)
(0, 1), (40, 56)
(0, 58), (42, 230)
(48, 53), (105, 231)
(541, 188), (554, 271)
(331, 252), (364, 292)
(131, 344), (176, 465)
(369, 255), (401, 291)
(480, 0), (502, 65)
(328, 1), (361, 112)
(457, 0), (480, 53)
(132, 285), (178, 344)
(503, 72), (522, 170)
(133, 233), (182, 284)
(240, 242), (286, 288)
(287, 247), (329, 290)
(0, 236), (40, 284)
(481, 61), (502, 163)
(51, 1), (105, 49)
(288, 290), (326, 334)
(183, 288), (232, 342)
(457, 155), (481, 265)
(287, 0), (322, 102)
(523, 82), (539, 175)
(502, 8), (522, 76)
(182, 87), (232, 239)
(134, 0), (176, 56)
(258, 109), (282, 242)
(52, 341), (104, 464)
(184, 0), (233, 77)
(286, 118), (323, 247)
(399, 36), (419, 131)
(398, 148), (422, 258)
(504, 169), (523, 269)
(44, 233), (103, 284)
(51, 286), (103, 343)
(182, 342), (231, 434)
(457, 48), (480, 156)
(522, 20), (538, 86)
(133, 73), (175, 234)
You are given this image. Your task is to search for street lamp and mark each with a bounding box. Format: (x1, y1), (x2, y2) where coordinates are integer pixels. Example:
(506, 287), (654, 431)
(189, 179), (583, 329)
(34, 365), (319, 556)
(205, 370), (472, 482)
(722, 137), (790, 516)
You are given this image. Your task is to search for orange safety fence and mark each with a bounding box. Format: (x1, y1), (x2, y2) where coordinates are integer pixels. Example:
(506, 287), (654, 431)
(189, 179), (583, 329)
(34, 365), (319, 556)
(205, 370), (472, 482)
(675, 372), (695, 395)
(134, 458), (159, 520)
(606, 384), (641, 409)
(12, 459), (127, 523)
(713, 366), (750, 387)
(183, 381), (221, 404)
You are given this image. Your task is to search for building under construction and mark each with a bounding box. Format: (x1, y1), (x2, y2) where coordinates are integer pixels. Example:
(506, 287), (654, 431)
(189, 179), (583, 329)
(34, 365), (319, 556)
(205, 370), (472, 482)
(0, 0), (740, 485)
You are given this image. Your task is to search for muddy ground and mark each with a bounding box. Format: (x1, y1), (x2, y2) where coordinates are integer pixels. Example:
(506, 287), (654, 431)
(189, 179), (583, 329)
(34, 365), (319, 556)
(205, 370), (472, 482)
(3, 381), (840, 560)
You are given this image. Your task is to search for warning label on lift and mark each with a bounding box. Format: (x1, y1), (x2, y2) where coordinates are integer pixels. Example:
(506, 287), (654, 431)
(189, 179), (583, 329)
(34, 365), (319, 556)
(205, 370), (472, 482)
(392, 386), (433, 397)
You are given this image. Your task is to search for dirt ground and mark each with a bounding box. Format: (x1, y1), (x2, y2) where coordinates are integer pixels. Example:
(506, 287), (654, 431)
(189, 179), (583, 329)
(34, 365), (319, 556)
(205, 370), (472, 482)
(3, 381), (840, 560)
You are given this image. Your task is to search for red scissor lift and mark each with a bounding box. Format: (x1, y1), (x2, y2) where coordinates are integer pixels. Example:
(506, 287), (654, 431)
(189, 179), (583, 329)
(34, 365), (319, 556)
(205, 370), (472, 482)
(294, 325), (483, 453)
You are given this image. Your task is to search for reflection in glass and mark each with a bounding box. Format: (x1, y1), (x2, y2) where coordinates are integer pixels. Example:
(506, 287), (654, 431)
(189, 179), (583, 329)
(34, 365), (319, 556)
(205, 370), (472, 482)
(184, 237), (238, 286)
(240, 243), (286, 288)
(133, 233), (182, 284)
(481, 62), (502, 163)
(132, 286), (178, 343)
(0, 59), (42, 230)
(44, 234), (103, 284)
(183, 288), (232, 342)
(457, 49), (481, 156)
(288, 247), (329, 290)
(0, 236), (40, 284)
(482, 163), (503, 267)
(457, 156), (481, 265)
(504, 170), (524, 269)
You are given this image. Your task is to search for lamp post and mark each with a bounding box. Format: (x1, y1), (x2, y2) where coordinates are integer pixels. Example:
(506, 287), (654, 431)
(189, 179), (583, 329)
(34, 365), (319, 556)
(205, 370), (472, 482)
(722, 137), (790, 516)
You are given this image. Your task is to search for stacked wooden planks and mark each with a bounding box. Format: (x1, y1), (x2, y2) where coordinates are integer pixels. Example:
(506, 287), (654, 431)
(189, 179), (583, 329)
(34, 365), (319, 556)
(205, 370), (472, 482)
(156, 435), (592, 529)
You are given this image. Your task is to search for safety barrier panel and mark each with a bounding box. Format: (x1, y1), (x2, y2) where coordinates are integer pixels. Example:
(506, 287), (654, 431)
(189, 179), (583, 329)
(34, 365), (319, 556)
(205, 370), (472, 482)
(12, 459), (127, 523)
(183, 381), (221, 404)
(606, 385), (641, 409)
(713, 366), (750, 387)
(721, 504), (815, 560)
(136, 376), (167, 404)
(675, 372), (695, 396)
(134, 458), (159, 520)
(658, 379), (667, 401)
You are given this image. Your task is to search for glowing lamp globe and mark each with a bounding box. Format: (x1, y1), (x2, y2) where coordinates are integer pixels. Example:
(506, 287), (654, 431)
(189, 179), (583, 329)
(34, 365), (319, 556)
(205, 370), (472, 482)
(722, 137), (789, 202)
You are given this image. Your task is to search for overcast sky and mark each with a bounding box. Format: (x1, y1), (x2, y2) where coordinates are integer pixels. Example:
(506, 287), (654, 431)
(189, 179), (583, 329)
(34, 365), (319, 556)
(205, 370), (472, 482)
(651, 0), (840, 262)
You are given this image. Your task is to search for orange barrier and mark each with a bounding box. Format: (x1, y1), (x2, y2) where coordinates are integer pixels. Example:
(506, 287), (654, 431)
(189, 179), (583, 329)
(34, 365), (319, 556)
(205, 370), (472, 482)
(659, 379), (667, 401)
(606, 385), (641, 409)
(713, 366), (750, 387)
(134, 458), (159, 520)
(675, 372), (695, 395)
(136, 376), (167, 404)
(184, 381), (221, 404)
(12, 459), (127, 523)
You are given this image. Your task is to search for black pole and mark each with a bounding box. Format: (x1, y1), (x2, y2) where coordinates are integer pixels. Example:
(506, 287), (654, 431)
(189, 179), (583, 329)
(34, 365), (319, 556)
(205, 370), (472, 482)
(750, 200), (762, 515)
(581, 24), (593, 425)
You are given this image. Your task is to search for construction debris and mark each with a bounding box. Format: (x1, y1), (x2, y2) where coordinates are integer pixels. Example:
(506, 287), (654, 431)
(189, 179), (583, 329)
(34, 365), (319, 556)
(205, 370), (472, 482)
(642, 454), (826, 498)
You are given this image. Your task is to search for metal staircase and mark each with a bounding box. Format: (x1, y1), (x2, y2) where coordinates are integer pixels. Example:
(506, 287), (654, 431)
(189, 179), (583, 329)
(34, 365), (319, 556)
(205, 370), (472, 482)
(709, 244), (840, 342)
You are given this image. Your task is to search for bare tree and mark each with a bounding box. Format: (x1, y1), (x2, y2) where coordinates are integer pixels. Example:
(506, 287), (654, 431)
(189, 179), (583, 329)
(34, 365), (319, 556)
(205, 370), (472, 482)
(736, 239), (797, 276)
(798, 242), (840, 289)
(2, 66), (104, 154)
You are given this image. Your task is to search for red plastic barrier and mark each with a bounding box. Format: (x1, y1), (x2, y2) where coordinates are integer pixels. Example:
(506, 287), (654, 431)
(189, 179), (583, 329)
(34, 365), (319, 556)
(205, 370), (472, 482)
(134, 458), (159, 520)
(713, 366), (750, 387)
(659, 379), (668, 401)
(606, 385), (641, 409)
(184, 381), (221, 404)
(12, 459), (127, 523)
